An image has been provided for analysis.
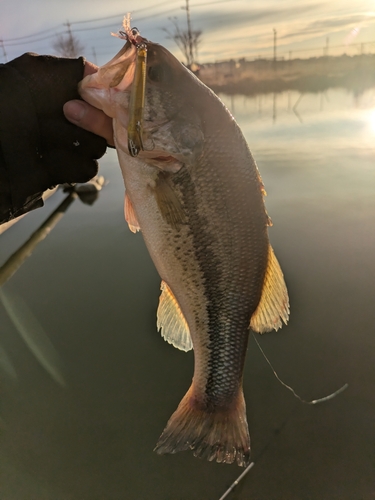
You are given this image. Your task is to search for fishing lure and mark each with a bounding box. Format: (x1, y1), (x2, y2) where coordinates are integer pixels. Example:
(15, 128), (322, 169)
(127, 41), (147, 157)
(112, 16), (148, 157)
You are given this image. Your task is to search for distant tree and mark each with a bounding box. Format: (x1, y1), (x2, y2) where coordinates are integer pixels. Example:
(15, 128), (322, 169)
(53, 23), (84, 58)
(163, 17), (202, 69)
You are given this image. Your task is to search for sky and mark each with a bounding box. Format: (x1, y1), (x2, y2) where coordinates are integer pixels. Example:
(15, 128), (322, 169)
(1, 0), (375, 65)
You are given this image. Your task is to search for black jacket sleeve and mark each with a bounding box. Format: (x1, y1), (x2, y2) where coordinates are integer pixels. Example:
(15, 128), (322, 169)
(0, 53), (107, 225)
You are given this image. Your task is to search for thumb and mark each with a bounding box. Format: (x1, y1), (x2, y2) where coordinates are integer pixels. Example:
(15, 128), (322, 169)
(64, 100), (114, 147)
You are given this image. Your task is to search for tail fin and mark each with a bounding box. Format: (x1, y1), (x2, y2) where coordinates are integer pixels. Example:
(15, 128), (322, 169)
(154, 386), (250, 467)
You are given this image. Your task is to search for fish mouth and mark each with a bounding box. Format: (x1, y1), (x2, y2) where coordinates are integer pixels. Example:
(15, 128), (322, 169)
(79, 37), (184, 173)
(90, 40), (137, 91)
(79, 41), (137, 117)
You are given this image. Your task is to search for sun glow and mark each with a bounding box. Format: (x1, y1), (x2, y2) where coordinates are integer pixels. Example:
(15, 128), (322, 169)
(369, 109), (375, 134)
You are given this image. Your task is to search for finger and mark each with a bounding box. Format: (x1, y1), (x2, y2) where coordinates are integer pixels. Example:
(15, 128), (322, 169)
(64, 100), (114, 147)
(83, 60), (98, 77)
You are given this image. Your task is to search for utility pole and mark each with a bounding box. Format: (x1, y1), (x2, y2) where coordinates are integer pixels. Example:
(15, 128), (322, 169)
(0, 39), (7, 62)
(273, 28), (277, 62)
(324, 36), (329, 57)
(183, 0), (194, 67)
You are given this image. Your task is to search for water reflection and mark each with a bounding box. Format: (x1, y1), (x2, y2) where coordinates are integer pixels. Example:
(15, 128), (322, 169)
(0, 193), (77, 287)
(0, 87), (374, 499)
(0, 341), (17, 381)
(219, 87), (375, 154)
(0, 177), (108, 392)
(0, 176), (107, 287)
(0, 288), (65, 386)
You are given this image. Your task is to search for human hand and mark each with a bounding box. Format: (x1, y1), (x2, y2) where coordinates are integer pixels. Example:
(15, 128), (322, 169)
(63, 61), (115, 147)
(6, 53), (107, 193)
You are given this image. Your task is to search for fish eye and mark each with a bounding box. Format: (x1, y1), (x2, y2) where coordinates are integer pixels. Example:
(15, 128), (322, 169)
(148, 65), (164, 83)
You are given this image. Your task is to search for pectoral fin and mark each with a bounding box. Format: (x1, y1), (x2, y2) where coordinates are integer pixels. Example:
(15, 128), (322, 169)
(250, 245), (289, 333)
(157, 281), (192, 351)
(154, 172), (186, 231)
(124, 192), (141, 233)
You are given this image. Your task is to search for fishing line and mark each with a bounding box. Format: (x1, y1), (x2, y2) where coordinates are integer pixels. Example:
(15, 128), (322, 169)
(218, 462), (255, 500)
(252, 332), (348, 405)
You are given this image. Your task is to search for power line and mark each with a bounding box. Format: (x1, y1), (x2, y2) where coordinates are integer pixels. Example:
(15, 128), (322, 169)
(1, 1), (183, 43)
(2, 31), (67, 47)
(2, 25), (62, 43)
(71, 8), (179, 34)
(3, 6), (181, 49)
(2, 4), (374, 63)
(1, 0), (229, 44)
(70, 0), (175, 25)
(191, 0), (236, 6)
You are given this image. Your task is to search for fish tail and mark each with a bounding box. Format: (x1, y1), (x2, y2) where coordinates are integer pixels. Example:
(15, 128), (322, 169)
(154, 385), (250, 466)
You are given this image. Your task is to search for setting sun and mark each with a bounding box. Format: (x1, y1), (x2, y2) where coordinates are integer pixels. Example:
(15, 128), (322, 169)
(369, 108), (375, 133)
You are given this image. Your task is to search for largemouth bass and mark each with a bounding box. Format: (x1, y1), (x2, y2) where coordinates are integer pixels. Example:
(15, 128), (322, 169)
(80, 19), (289, 467)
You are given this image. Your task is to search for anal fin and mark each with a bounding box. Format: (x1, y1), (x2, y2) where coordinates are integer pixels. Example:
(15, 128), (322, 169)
(124, 192), (141, 233)
(157, 281), (192, 351)
(250, 245), (290, 333)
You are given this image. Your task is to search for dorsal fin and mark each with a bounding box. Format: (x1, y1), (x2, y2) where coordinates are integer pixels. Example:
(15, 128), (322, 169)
(124, 192), (141, 233)
(250, 245), (289, 333)
(157, 281), (192, 352)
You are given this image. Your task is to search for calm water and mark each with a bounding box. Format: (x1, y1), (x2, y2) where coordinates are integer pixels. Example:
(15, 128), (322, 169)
(0, 87), (374, 499)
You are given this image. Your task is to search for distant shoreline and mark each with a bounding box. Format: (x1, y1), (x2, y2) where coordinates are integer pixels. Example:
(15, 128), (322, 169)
(198, 54), (375, 95)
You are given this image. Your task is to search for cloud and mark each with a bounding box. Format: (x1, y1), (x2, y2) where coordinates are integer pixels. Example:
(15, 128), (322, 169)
(3, 0), (375, 64)
(280, 13), (375, 40)
(191, 3), (324, 34)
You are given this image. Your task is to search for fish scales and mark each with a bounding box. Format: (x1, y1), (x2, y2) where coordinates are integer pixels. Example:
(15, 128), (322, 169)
(176, 118), (268, 403)
(80, 24), (289, 466)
